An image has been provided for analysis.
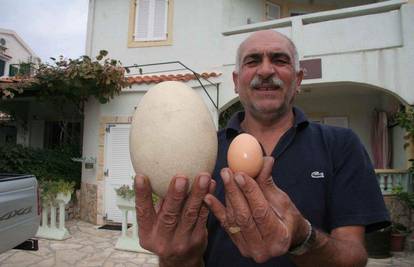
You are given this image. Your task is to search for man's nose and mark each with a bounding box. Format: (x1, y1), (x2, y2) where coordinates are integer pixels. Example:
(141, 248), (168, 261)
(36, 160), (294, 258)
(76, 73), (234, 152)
(257, 59), (275, 79)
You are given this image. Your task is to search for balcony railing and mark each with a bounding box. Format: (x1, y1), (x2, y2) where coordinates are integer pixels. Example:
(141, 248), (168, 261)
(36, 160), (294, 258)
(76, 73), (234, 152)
(375, 169), (413, 195)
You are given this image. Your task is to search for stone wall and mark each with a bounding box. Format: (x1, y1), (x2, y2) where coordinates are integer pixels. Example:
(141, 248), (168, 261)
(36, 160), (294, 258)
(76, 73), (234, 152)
(80, 182), (97, 224)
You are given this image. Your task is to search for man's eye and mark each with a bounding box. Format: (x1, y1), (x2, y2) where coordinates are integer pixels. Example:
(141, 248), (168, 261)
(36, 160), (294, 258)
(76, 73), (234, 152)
(245, 59), (258, 65)
(274, 58), (289, 64)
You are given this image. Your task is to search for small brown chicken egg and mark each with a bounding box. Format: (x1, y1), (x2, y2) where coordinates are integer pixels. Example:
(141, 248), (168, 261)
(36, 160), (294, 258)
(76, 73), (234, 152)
(227, 133), (264, 177)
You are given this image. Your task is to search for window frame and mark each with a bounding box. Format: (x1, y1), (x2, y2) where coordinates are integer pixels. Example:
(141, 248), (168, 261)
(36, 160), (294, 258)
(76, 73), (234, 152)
(0, 59), (5, 76)
(265, 1), (281, 20)
(128, 0), (174, 48)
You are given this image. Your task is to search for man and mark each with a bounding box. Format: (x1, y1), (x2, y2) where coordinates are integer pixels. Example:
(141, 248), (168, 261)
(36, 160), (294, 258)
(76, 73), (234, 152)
(134, 30), (390, 267)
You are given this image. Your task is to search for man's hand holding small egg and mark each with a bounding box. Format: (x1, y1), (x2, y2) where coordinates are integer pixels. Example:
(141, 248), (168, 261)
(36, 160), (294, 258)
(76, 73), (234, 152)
(204, 152), (309, 263)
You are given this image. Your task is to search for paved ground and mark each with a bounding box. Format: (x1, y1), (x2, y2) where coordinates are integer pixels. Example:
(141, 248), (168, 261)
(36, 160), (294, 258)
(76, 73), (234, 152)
(0, 220), (158, 267)
(0, 219), (413, 267)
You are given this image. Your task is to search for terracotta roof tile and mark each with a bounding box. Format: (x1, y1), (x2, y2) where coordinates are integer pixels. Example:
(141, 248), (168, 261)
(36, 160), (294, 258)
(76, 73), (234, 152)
(0, 72), (222, 86)
(127, 72), (221, 85)
(0, 77), (27, 83)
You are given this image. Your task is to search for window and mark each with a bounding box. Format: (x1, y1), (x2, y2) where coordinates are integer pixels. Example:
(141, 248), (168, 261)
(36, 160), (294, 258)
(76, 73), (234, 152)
(265, 1), (281, 20)
(128, 0), (173, 47)
(9, 65), (18, 76)
(0, 60), (5, 76)
(44, 121), (81, 149)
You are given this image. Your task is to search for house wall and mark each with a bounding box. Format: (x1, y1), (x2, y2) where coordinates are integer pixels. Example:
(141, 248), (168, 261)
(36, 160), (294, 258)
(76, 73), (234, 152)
(219, 2), (414, 108)
(87, 0), (225, 72)
(296, 92), (378, 160)
(0, 29), (39, 77)
(223, 0), (264, 27)
(82, 97), (102, 185)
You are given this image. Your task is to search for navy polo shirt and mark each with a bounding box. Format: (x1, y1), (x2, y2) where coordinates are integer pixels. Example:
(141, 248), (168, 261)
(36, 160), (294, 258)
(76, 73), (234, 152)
(204, 107), (390, 267)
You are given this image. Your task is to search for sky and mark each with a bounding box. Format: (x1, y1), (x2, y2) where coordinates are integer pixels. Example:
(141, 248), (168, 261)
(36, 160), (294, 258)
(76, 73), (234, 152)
(0, 0), (89, 63)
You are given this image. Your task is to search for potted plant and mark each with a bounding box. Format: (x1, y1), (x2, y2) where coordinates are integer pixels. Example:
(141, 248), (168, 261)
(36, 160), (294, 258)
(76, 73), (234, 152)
(55, 180), (75, 203)
(39, 179), (75, 205)
(390, 186), (414, 252)
(115, 180), (159, 208)
(115, 184), (136, 208)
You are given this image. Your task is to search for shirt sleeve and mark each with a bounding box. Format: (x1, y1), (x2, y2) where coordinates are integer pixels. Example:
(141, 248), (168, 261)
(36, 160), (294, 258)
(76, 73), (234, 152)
(328, 128), (390, 232)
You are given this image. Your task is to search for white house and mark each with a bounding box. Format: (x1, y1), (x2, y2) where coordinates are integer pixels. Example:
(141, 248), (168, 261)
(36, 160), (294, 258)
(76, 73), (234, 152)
(0, 28), (41, 146)
(82, 0), (414, 225)
(0, 28), (40, 78)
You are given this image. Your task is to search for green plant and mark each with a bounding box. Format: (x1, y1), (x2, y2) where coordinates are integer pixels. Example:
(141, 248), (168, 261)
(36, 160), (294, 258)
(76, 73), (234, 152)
(115, 178), (159, 204)
(0, 144), (81, 188)
(391, 186), (414, 234)
(2, 51), (129, 108)
(391, 222), (409, 234)
(55, 179), (76, 195)
(115, 184), (135, 200)
(39, 179), (75, 205)
(395, 107), (414, 174)
(393, 106), (414, 233)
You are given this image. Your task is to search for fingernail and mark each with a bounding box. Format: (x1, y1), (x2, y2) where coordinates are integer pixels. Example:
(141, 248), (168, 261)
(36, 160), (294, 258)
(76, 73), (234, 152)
(235, 174), (245, 186)
(199, 175), (210, 189)
(135, 175), (144, 188)
(221, 169), (230, 184)
(175, 177), (187, 192)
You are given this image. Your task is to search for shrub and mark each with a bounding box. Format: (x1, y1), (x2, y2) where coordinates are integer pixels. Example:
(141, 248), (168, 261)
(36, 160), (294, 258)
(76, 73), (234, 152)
(0, 144), (81, 188)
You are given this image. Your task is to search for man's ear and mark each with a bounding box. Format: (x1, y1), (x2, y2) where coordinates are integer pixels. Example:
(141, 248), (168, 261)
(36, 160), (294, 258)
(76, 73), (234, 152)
(232, 71), (239, 94)
(296, 69), (304, 87)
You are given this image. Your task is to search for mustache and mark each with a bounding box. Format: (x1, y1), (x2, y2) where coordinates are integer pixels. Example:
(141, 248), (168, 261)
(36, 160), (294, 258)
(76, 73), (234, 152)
(250, 75), (284, 89)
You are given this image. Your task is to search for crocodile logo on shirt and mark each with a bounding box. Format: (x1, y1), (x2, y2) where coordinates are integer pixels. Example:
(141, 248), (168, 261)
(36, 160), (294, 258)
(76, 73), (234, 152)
(311, 171), (325, 179)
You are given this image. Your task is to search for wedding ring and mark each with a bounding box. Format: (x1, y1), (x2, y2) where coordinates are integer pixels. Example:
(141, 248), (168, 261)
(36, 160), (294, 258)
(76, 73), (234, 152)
(229, 226), (241, 234)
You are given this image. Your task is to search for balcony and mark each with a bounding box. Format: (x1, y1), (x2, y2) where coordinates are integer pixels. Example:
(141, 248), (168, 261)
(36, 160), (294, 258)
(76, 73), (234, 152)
(219, 0), (414, 109)
(375, 169), (413, 195)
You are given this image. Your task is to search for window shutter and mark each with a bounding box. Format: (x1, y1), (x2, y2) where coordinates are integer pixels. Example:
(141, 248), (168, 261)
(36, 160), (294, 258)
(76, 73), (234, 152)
(134, 0), (168, 41)
(135, 0), (151, 40)
(9, 65), (18, 76)
(152, 0), (168, 40)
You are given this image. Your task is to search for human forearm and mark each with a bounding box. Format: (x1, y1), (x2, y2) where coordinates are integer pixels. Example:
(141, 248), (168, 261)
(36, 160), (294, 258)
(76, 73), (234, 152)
(290, 228), (368, 267)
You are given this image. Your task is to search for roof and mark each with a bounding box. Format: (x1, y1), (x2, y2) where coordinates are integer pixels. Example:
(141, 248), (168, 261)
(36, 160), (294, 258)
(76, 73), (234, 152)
(126, 72), (221, 85)
(0, 77), (28, 84)
(0, 72), (221, 86)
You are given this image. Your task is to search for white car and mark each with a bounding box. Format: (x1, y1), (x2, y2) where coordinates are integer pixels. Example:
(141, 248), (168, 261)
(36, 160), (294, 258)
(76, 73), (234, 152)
(0, 174), (40, 253)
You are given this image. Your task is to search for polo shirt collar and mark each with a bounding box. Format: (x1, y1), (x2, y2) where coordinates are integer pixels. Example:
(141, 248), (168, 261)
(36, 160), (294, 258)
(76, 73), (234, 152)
(225, 106), (309, 139)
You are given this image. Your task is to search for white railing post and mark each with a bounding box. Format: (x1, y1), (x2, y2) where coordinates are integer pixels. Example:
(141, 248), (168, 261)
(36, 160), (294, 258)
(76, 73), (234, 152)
(115, 197), (152, 254)
(41, 206), (48, 228)
(36, 193), (71, 240)
(375, 169), (411, 195)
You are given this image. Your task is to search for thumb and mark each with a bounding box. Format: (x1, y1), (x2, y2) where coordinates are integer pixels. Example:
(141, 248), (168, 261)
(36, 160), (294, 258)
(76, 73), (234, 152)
(255, 156), (275, 188)
(255, 156), (284, 198)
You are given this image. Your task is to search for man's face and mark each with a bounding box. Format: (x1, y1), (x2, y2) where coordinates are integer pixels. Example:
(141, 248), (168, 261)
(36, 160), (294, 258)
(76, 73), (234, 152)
(233, 31), (303, 121)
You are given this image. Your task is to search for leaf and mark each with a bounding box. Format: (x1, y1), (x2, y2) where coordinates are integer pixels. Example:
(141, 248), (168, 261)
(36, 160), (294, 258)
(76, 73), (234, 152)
(99, 50), (108, 57)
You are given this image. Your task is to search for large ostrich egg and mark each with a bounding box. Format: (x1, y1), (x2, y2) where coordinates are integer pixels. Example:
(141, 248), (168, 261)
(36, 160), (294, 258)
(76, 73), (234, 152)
(129, 81), (218, 197)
